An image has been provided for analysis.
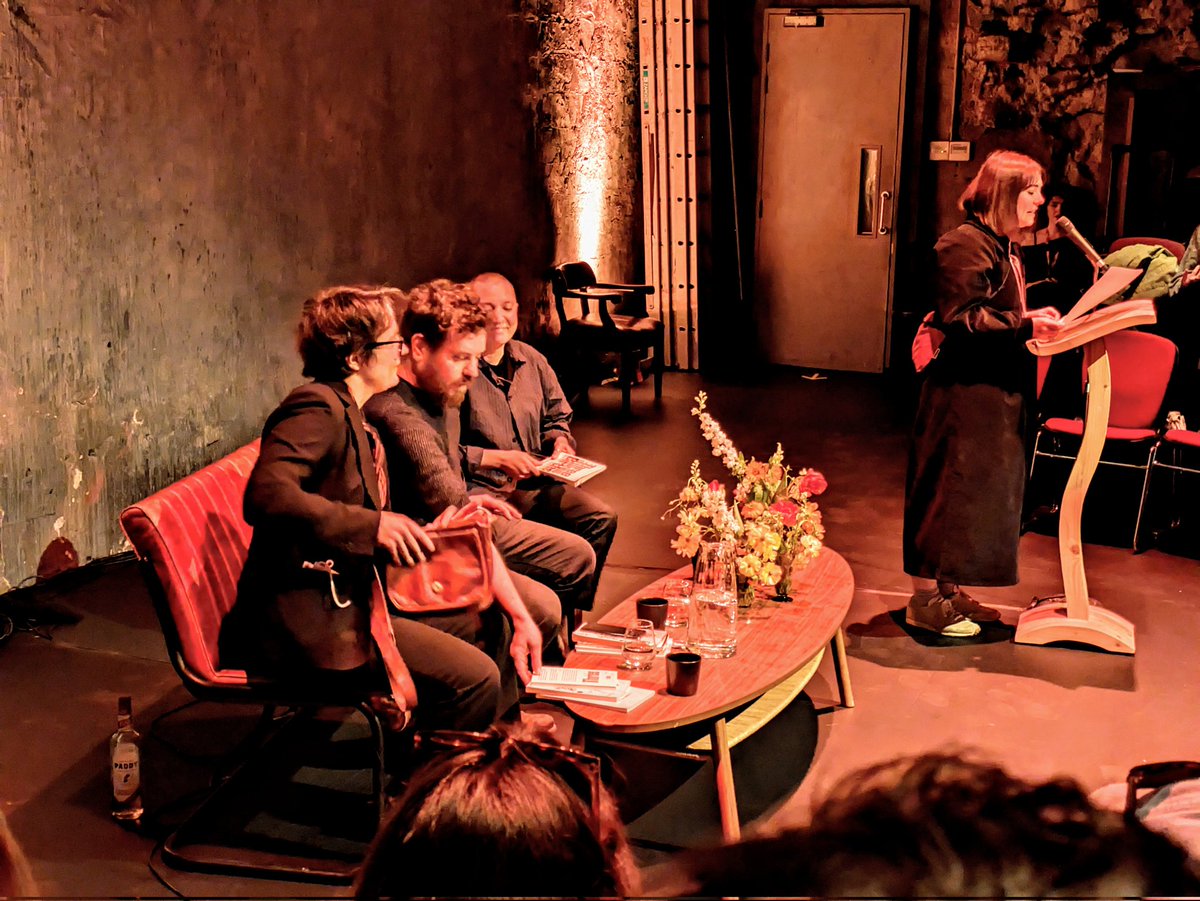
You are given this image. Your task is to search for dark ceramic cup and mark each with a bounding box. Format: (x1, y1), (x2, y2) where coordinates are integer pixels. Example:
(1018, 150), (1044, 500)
(666, 652), (702, 696)
(636, 596), (669, 630)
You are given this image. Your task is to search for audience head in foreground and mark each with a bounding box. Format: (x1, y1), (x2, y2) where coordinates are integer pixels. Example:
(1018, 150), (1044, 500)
(665, 753), (1200, 898)
(354, 723), (637, 899)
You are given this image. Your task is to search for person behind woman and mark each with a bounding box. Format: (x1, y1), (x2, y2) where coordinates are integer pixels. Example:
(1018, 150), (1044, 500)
(1022, 183), (1096, 314)
(219, 286), (526, 731)
(353, 723), (639, 899)
(903, 150), (1063, 636)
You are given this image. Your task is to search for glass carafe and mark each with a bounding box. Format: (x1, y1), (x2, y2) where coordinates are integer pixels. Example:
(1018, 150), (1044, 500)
(689, 540), (738, 658)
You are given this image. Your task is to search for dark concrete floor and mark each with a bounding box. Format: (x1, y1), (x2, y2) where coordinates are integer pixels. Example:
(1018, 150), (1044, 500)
(2, 369), (1198, 897)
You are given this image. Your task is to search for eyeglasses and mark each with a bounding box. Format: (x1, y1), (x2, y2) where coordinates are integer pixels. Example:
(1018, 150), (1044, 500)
(413, 729), (603, 829)
(365, 339), (403, 352)
(1125, 760), (1200, 819)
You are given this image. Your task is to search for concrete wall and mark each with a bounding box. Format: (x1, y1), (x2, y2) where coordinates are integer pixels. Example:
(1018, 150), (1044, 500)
(0, 1), (556, 588)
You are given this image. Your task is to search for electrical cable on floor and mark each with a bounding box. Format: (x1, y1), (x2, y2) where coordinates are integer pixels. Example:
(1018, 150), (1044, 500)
(147, 836), (188, 900)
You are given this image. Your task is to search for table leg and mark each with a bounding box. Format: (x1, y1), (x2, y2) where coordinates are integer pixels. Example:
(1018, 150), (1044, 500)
(831, 628), (855, 708)
(711, 717), (741, 841)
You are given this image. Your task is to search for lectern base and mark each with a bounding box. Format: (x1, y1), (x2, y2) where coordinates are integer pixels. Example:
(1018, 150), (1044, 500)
(1014, 600), (1136, 655)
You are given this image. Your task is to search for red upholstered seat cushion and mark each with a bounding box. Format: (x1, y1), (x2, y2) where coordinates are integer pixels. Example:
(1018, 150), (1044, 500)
(1042, 418), (1157, 442)
(119, 441), (260, 687)
(1164, 429), (1200, 449)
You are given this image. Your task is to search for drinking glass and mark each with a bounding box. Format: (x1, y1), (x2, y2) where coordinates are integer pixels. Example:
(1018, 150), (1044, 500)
(664, 578), (692, 629)
(689, 541), (738, 658)
(619, 618), (657, 671)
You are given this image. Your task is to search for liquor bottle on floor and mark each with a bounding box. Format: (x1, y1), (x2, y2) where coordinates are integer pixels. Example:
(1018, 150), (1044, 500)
(110, 695), (143, 823)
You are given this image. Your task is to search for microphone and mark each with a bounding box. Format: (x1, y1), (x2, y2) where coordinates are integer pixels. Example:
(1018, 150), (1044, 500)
(1055, 216), (1109, 272)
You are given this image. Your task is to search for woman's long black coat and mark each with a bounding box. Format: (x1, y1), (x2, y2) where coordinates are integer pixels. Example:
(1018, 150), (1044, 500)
(903, 218), (1036, 586)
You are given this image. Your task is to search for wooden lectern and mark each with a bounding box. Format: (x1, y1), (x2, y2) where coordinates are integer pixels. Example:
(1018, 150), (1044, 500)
(1016, 288), (1156, 654)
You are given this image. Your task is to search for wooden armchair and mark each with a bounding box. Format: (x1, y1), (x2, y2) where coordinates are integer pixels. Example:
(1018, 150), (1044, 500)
(550, 261), (664, 416)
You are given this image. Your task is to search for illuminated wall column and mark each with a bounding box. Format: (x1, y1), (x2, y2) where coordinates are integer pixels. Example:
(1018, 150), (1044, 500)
(527, 0), (642, 284)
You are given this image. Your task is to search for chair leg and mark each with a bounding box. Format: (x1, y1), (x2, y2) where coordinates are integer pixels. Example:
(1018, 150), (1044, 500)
(619, 352), (635, 416)
(1132, 446), (1160, 553)
(1029, 430), (1044, 481)
(357, 701), (387, 820)
(653, 337), (664, 401)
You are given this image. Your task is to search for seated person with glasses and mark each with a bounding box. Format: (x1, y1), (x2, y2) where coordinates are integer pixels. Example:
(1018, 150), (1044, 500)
(353, 722), (639, 899)
(220, 286), (534, 732)
(461, 272), (617, 620)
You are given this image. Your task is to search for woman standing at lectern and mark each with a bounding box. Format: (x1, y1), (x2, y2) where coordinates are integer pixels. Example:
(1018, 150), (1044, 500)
(903, 150), (1063, 637)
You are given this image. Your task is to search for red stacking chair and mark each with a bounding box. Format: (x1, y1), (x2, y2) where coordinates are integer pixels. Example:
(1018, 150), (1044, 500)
(119, 440), (389, 883)
(1136, 426), (1200, 551)
(1108, 236), (1187, 261)
(1028, 331), (1177, 550)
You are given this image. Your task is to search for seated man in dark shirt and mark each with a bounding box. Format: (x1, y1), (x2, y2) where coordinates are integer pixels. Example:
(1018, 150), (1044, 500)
(365, 278), (593, 646)
(461, 272), (618, 620)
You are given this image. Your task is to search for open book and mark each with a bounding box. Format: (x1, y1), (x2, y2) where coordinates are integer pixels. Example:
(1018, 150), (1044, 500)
(1027, 266), (1157, 357)
(536, 453), (607, 487)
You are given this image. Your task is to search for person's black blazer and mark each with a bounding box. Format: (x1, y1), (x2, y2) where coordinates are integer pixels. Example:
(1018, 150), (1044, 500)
(220, 380), (383, 677)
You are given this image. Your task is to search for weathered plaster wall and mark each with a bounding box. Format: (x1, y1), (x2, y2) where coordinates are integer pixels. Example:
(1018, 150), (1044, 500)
(525, 0), (641, 308)
(0, 0), (553, 588)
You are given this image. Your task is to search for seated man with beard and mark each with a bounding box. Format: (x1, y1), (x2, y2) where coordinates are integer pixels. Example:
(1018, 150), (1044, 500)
(365, 279), (594, 657)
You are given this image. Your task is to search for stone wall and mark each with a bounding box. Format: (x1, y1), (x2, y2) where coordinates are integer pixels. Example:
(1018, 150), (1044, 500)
(959, 0), (1200, 189)
(0, 1), (554, 588)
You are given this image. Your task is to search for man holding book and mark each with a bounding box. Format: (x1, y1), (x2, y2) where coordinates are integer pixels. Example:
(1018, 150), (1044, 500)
(460, 272), (619, 619)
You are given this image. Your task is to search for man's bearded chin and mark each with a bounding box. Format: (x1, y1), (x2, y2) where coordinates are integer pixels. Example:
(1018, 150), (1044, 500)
(444, 383), (471, 408)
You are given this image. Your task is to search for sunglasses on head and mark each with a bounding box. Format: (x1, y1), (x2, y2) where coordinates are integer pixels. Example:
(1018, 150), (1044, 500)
(413, 728), (603, 830)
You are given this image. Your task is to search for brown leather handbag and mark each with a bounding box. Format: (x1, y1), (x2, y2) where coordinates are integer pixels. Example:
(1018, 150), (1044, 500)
(385, 511), (494, 615)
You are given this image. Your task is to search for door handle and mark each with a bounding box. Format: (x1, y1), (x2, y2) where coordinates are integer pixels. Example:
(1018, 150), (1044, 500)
(877, 190), (892, 236)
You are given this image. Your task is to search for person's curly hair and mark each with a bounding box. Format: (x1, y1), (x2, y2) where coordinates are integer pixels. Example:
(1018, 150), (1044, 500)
(296, 285), (403, 382)
(672, 752), (1200, 898)
(400, 279), (486, 351)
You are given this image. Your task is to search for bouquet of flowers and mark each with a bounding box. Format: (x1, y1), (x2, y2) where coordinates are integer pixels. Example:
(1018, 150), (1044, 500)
(665, 392), (827, 602)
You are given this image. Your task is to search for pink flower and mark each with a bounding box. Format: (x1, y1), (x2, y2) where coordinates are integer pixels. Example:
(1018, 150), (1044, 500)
(770, 499), (800, 526)
(798, 471), (828, 496)
(708, 480), (723, 493)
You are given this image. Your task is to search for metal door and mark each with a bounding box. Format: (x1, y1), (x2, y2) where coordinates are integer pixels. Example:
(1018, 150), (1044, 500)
(754, 8), (909, 372)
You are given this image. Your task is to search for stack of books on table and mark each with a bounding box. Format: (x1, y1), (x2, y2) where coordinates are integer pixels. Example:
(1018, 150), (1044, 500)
(570, 622), (673, 657)
(527, 667), (655, 712)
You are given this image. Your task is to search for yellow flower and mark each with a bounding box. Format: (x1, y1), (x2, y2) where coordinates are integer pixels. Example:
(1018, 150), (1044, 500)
(741, 500), (766, 521)
(737, 554), (762, 578)
(759, 562), (783, 586)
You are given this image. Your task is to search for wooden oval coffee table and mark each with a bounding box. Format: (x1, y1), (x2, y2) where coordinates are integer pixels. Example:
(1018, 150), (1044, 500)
(564, 546), (855, 840)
